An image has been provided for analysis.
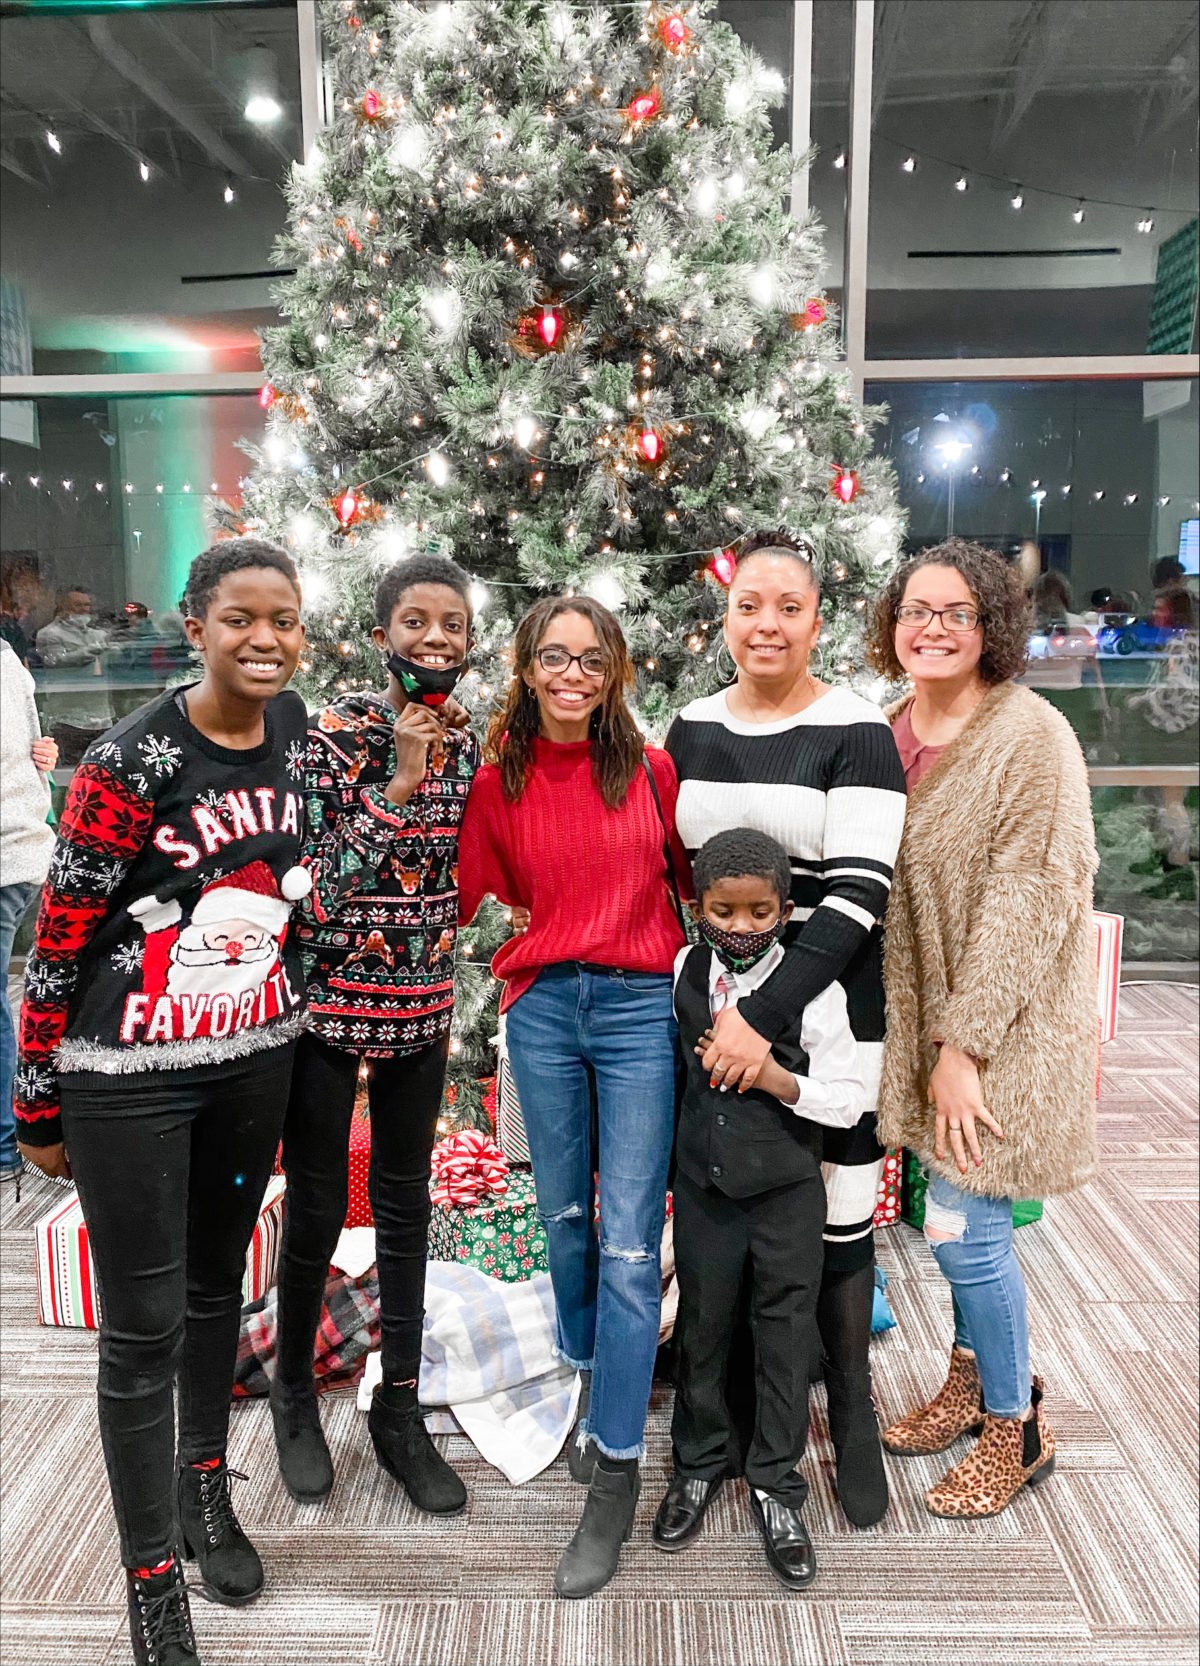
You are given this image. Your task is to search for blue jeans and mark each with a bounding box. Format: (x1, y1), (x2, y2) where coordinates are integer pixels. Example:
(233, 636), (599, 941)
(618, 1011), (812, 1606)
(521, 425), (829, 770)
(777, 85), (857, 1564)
(0, 882), (37, 1172)
(505, 964), (677, 1460)
(923, 1169), (1032, 1419)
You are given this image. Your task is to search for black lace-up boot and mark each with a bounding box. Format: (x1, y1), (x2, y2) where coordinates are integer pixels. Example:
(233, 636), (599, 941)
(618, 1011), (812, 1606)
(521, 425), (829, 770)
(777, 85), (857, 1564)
(126, 1555), (201, 1665)
(176, 1458), (264, 1606)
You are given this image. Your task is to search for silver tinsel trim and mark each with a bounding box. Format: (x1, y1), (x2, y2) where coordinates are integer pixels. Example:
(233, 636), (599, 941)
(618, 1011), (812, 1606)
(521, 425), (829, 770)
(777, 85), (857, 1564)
(57, 1013), (309, 1076)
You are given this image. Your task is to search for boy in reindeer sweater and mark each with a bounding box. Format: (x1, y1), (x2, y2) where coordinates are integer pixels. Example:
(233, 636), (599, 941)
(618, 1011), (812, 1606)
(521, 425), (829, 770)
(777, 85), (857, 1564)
(270, 554), (480, 1517)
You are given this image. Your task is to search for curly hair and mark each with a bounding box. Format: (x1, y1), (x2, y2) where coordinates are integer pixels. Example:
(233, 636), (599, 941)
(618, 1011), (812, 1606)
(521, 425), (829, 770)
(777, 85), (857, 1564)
(485, 594), (642, 808)
(866, 538), (1031, 685)
(374, 553), (473, 631)
(184, 538), (299, 619)
(692, 828), (792, 910)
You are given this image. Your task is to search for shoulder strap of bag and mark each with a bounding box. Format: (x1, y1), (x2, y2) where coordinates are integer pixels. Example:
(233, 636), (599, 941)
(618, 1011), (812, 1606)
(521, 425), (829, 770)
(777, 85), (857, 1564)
(640, 752), (687, 935)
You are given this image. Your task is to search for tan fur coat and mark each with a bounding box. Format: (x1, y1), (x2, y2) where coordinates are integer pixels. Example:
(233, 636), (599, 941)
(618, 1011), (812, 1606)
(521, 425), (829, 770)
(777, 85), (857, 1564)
(878, 682), (1099, 1201)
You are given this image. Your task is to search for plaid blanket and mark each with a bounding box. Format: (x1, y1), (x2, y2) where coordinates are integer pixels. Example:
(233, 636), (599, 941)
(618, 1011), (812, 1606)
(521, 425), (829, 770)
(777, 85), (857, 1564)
(234, 1270), (380, 1399)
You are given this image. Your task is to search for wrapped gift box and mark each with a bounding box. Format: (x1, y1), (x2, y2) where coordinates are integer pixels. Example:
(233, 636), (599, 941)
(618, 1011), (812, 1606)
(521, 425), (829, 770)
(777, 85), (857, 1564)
(36, 1175), (286, 1330)
(900, 1151), (1042, 1233)
(873, 1148), (901, 1229)
(493, 1012), (531, 1166)
(346, 1097), (373, 1229)
(426, 1130), (547, 1283)
(1094, 911), (1123, 1044)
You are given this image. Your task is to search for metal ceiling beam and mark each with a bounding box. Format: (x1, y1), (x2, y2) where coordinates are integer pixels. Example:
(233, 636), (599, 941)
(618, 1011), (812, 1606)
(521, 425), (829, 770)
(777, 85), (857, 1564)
(81, 15), (257, 179)
(990, 0), (1086, 152)
(145, 15), (294, 167)
(871, 0), (908, 126)
(0, 146), (41, 189)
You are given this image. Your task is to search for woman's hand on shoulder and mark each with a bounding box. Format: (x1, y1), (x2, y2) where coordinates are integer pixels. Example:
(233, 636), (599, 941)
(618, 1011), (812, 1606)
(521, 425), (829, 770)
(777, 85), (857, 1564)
(928, 1045), (1004, 1173)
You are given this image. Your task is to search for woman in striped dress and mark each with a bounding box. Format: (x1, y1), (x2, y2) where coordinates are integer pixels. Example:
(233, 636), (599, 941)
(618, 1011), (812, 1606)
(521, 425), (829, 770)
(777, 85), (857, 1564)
(665, 532), (906, 1528)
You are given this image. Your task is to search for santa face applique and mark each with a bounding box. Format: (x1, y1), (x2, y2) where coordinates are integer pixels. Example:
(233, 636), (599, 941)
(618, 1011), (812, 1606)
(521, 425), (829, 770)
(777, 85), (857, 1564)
(122, 859), (312, 1044)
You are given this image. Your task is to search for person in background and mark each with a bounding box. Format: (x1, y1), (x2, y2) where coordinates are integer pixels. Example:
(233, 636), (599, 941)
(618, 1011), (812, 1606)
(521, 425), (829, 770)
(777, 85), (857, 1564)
(271, 554), (479, 1517)
(16, 538), (311, 1666)
(1031, 570), (1082, 629)
(458, 593), (689, 1599)
(34, 585), (115, 765)
(666, 531), (906, 1533)
(34, 585), (110, 667)
(0, 637), (57, 1184)
(0, 576), (31, 663)
(869, 538), (1098, 1519)
(655, 828), (864, 1589)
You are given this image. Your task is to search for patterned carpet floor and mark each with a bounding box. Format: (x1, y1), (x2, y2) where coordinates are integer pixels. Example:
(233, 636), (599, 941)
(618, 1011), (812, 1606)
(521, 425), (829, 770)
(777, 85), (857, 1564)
(1, 983), (1196, 1666)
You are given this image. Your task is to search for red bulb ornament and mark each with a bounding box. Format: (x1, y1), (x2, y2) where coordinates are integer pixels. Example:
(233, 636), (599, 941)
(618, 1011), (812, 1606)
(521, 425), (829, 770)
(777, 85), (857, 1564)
(831, 469), (860, 505)
(638, 428), (663, 463)
(708, 547), (738, 586)
(537, 307), (563, 349)
(361, 89), (381, 119)
(803, 299), (826, 326)
(626, 87), (661, 124)
(258, 383), (277, 410)
(659, 13), (689, 48)
(334, 487), (363, 527)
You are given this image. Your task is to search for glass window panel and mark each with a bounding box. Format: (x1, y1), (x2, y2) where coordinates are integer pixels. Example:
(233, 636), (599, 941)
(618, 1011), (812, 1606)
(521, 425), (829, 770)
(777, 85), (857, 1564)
(0, 2), (301, 375)
(810, 0), (851, 299)
(1093, 785), (1198, 965)
(866, 0), (1200, 358)
(866, 378), (1200, 768)
(1, 393), (266, 766)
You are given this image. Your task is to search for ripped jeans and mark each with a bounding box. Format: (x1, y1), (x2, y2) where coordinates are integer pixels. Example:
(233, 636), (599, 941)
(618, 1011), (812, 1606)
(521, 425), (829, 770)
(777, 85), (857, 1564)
(505, 964), (677, 1459)
(923, 1169), (1032, 1419)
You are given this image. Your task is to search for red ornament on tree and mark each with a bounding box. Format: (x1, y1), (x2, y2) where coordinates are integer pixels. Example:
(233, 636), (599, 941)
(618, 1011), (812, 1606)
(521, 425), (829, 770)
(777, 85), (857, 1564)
(708, 546), (738, 586)
(658, 13), (689, 48)
(831, 468), (860, 505)
(803, 299), (826, 326)
(537, 307), (563, 349)
(626, 87), (661, 124)
(333, 486), (364, 528)
(258, 383), (277, 411)
(361, 88), (382, 119)
(638, 428), (664, 463)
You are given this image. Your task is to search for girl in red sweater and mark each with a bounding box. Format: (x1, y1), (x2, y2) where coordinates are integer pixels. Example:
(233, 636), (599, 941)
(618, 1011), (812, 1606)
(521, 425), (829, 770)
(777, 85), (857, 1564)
(458, 595), (688, 1598)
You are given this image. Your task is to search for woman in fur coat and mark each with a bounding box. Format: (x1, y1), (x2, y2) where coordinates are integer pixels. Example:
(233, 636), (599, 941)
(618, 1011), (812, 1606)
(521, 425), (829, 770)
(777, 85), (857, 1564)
(870, 539), (1098, 1520)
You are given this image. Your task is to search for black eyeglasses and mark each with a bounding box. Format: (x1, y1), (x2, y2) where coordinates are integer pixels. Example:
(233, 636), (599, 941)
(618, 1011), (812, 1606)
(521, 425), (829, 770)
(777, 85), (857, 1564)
(895, 604), (981, 632)
(535, 646), (609, 676)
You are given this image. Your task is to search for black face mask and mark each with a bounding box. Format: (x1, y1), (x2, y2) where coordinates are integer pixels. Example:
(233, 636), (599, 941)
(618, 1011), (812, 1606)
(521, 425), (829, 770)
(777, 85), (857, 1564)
(697, 914), (786, 974)
(386, 651), (464, 708)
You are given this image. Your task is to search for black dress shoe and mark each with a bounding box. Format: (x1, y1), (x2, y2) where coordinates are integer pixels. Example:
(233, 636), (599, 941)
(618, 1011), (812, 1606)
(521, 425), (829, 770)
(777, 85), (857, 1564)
(748, 1488), (817, 1589)
(652, 1473), (723, 1552)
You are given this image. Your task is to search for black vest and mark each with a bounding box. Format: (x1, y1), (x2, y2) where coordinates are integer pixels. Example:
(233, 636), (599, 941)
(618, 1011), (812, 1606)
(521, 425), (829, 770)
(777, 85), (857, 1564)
(673, 945), (823, 1199)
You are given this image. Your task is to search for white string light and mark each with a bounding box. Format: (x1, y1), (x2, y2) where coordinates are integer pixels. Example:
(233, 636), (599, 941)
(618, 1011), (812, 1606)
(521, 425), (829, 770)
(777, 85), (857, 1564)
(45, 130), (61, 153)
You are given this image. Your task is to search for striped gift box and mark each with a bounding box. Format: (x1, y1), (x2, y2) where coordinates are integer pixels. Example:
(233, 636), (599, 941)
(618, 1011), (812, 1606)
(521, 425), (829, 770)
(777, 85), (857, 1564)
(1094, 911), (1123, 1045)
(35, 1175), (286, 1329)
(494, 1011), (531, 1167)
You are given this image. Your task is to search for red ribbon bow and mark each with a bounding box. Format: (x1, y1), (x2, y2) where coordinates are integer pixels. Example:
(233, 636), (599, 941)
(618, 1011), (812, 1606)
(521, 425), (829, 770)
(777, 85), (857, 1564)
(430, 1129), (510, 1210)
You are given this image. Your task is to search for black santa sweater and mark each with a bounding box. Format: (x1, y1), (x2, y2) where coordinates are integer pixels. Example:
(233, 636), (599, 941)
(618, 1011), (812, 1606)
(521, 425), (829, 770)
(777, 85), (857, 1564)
(16, 685), (310, 1146)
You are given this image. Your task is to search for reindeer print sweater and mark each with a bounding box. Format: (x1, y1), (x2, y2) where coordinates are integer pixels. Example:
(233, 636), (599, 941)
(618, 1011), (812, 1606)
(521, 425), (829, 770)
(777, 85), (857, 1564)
(297, 692), (480, 1058)
(15, 686), (310, 1147)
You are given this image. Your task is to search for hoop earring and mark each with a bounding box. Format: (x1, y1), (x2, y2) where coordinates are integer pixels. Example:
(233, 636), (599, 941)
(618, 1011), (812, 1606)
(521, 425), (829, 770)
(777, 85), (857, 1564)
(808, 644), (826, 682)
(717, 640), (738, 684)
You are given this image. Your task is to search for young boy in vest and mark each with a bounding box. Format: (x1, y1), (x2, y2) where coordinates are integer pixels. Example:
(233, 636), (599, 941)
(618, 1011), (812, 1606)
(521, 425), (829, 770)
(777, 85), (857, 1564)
(653, 828), (865, 1588)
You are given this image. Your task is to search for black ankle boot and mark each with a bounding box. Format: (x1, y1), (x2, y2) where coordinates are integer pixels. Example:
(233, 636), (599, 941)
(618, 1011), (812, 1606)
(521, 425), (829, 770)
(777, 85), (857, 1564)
(269, 1380), (334, 1504)
(824, 1362), (889, 1528)
(126, 1557), (201, 1665)
(367, 1385), (467, 1515)
(565, 1370), (596, 1485)
(553, 1459), (640, 1598)
(177, 1459), (264, 1606)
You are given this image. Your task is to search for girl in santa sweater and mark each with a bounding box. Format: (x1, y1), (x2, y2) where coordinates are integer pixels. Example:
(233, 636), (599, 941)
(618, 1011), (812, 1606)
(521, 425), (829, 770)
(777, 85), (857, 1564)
(458, 595), (690, 1600)
(16, 538), (311, 1666)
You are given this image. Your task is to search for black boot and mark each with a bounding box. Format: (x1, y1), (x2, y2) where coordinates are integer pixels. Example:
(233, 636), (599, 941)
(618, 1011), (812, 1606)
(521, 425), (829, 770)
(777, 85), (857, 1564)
(368, 1385), (467, 1515)
(126, 1557), (201, 1665)
(824, 1362), (889, 1528)
(269, 1380), (334, 1504)
(652, 1472), (723, 1552)
(553, 1459), (640, 1598)
(748, 1488), (817, 1589)
(565, 1370), (596, 1485)
(176, 1459), (264, 1606)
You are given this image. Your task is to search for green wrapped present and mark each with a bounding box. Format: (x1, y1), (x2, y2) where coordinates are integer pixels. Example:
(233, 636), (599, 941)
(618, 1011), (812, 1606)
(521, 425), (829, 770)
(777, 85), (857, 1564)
(901, 1150), (1043, 1231)
(427, 1130), (547, 1282)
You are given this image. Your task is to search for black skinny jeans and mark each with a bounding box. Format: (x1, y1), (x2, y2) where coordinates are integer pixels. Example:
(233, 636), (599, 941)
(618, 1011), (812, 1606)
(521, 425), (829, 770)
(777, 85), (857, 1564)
(274, 1030), (448, 1391)
(59, 1044), (295, 1569)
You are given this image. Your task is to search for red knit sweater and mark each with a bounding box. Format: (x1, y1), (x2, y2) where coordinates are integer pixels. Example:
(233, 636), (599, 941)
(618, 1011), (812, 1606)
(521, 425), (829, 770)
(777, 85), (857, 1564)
(457, 739), (691, 1010)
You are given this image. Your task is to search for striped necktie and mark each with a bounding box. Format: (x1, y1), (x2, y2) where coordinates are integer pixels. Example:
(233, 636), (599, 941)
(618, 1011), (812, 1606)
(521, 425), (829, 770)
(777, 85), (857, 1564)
(712, 970), (736, 1016)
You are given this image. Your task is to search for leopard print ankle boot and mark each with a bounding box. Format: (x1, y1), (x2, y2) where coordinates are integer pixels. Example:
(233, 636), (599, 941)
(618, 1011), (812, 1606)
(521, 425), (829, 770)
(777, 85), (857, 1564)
(881, 1345), (985, 1456)
(924, 1377), (1056, 1519)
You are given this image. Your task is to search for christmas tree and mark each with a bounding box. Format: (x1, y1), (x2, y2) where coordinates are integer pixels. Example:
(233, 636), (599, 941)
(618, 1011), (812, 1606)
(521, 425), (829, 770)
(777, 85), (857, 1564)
(231, 0), (904, 1131)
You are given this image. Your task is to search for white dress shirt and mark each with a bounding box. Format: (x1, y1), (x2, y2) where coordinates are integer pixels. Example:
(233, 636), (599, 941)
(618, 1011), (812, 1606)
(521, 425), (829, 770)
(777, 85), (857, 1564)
(674, 940), (865, 1131)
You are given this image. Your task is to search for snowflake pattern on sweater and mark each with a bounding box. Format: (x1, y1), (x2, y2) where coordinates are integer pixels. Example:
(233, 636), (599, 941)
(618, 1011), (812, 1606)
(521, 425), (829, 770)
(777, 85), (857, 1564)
(15, 686), (310, 1146)
(296, 692), (480, 1058)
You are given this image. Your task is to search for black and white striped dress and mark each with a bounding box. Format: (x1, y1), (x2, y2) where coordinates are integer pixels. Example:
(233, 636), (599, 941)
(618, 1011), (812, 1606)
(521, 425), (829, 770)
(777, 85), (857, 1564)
(665, 685), (907, 1272)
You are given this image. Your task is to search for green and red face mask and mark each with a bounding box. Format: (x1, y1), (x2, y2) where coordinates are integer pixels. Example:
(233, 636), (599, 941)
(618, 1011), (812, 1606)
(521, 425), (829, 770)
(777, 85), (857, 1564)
(385, 651), (463, 708)
(696, 915), (786, 974)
